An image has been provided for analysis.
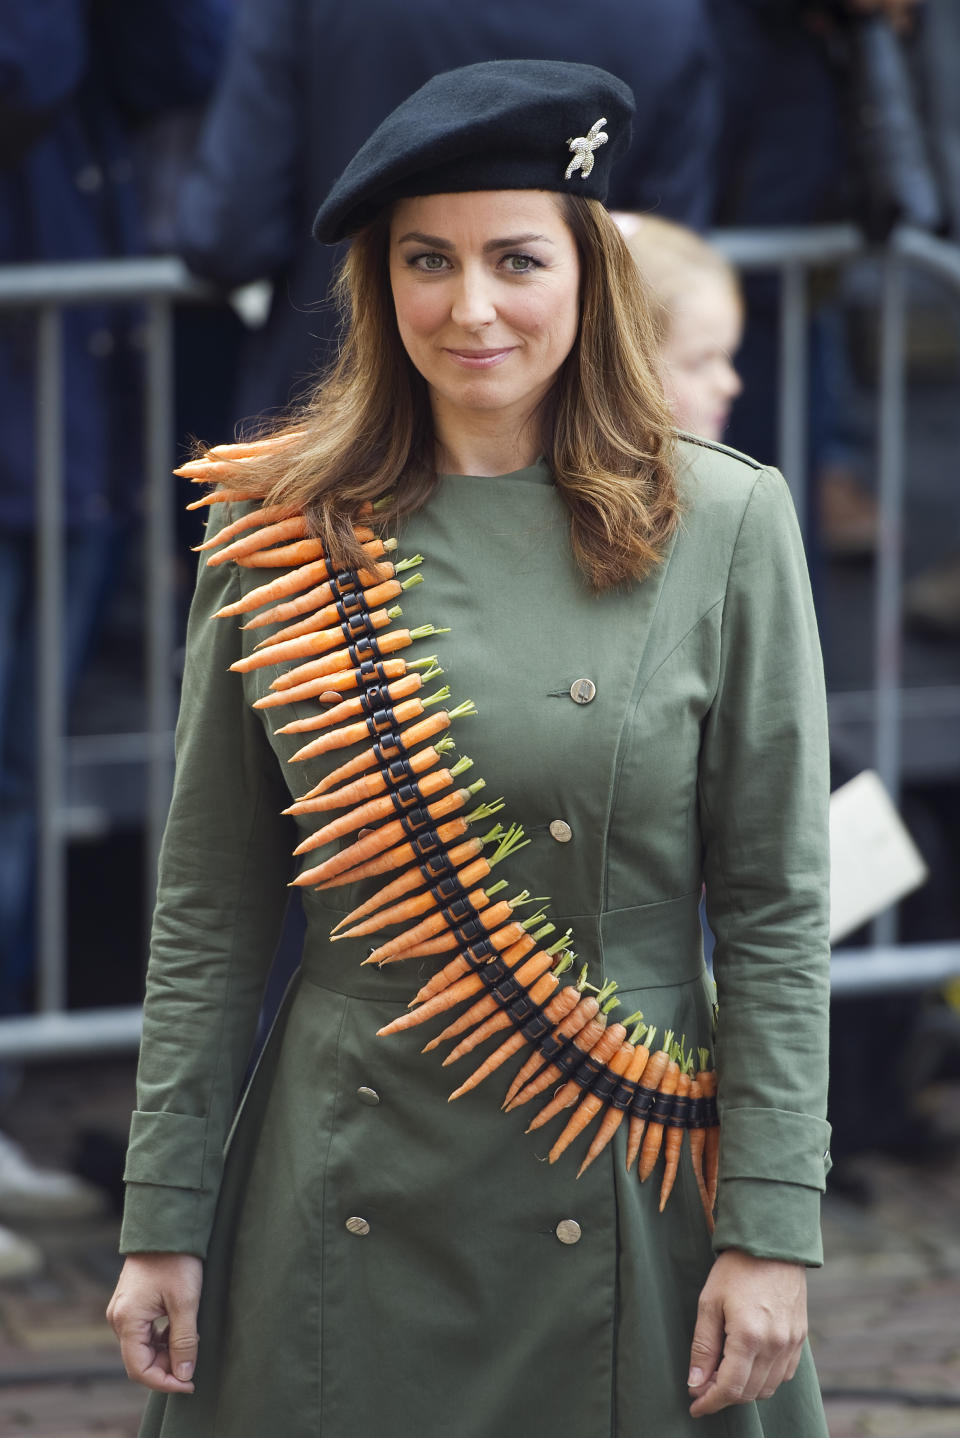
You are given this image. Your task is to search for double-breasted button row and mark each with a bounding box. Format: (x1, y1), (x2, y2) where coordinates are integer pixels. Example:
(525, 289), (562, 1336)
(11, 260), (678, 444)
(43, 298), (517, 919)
(569, 678), (597, 705)
(347, 1217), (581, 1242)
(549, 819), (573, 843)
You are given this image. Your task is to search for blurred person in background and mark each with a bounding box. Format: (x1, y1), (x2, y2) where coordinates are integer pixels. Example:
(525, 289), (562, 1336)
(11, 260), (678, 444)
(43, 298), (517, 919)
(709, 0), (925, 557)
(615, 212), (743, 442)
(175, 0), (721, 431)
(0, 0), (231, 1276)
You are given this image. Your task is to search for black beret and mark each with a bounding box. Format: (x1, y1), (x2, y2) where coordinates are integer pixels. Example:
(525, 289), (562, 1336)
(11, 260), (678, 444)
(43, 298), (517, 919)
(312, 59), (635, 244)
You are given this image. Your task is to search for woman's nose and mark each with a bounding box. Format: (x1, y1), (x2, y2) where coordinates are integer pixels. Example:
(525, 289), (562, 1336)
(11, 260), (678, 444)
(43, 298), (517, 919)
(450, 266), (497, 329)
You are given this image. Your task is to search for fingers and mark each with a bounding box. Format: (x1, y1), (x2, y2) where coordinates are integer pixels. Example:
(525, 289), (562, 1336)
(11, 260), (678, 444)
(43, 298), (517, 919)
(688, 1251), (808, 1417)
(687, 1290), (724, 1397)
(106, 1254), (203, 1394)
(166, 1290), (201, 1386)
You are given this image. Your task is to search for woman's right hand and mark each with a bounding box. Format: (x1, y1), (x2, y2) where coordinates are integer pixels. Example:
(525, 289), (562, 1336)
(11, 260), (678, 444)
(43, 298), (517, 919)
(107, 1252), (203, 1393)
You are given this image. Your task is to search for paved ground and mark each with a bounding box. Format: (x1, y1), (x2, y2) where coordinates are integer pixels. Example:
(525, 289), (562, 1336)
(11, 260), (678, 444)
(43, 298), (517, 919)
(0, 1060), (958, 1436)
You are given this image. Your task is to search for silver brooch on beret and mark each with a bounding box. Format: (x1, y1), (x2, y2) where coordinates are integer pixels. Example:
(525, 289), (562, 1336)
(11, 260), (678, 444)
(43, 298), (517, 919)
(564, 118), (608, 181)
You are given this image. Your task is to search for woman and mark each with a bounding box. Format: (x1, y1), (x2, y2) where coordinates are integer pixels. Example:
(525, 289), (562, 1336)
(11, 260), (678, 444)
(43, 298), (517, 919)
(108, 60), (832, 1437)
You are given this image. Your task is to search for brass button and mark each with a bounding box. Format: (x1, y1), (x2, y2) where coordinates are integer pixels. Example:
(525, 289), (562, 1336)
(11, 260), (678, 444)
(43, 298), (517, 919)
(549, 819), (573, 843)
(345, 1216), (370, 1236)
(555, 1219), (582, 1245)
(357, 1086), (380, 1106)
(569, 678), (597, 705)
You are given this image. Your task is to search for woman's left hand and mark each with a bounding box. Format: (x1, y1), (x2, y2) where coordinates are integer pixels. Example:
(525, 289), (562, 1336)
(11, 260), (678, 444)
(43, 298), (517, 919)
(687, 1249), (808, 1417)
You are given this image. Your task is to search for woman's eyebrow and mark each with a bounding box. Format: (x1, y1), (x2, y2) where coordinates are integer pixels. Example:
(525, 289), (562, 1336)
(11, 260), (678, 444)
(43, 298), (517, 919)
(394, 230), (555, 251)
(395, 230), (453, 249)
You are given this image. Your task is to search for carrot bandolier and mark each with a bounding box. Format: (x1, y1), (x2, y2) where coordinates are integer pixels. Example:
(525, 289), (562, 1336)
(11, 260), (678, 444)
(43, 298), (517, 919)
(180, 437), (720, 1229)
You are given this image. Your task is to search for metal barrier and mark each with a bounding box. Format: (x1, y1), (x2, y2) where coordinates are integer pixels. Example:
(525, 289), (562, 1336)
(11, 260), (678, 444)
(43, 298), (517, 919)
(0, 259), (209, 1058)
(0, 230), (958, 1061)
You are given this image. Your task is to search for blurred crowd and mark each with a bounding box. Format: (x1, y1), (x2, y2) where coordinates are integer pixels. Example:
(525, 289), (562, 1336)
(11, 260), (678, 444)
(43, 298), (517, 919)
(2, 0), (960, 1273)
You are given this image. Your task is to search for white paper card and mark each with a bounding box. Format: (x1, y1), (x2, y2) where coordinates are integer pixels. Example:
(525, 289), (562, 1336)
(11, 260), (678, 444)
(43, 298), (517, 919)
(829, 769), (928, 942)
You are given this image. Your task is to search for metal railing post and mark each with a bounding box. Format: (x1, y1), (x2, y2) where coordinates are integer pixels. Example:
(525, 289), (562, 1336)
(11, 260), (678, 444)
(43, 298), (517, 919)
(872, 249), (907, 946)
(777, 262), (809, 525)
(143, 298), (176, 906)
(35, 305), (67, 1013)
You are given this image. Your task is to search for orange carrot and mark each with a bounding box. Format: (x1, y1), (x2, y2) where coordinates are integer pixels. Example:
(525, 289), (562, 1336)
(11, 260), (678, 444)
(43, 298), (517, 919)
(185, 486), (254, 510)
(446, 970), (565, 1102)
(205, 430), (306, 460)
(578, 1027), (652, 1177)
(376, 968), (497, 1036)
(300, 813), (476, 891)
(501, 989), (597, 1110)
(290, 782), (483, 888)
(230, 603), (401, 675)
(438, 954), (558, 1064)
(329, 831), (483, 932)
(176, 430), (303, 477)
(241, 561), (396, 629)
(638, 1054), (680, 1182)
(698, 1065), (720, 1213)
(286, 674), (436, 760)
(272, 656), (416, 727)
(291, 706), (469, 793)
(336, 849), (486, 937)
(194, 503), (296, 551)
(175, 457), (250, 480)
(237, 529), (373, 568)
(408, 921), (536, 1007)
(282, 670), (424, 744)
(255, 575), (419, 647)
(503, 996), (602, 1112)
(204, 515), (309, 566)
(658, 1067), (693, 1210)
(386, 915), (527, 964)
(291, 764), (466, 857)
(686, 1077), (714, 1232)
(526, 1021), (626, 1134)
(365, 891), (513, 969)
(474, 982), (582, 1087)
(547, 1026), (634, 1165)
(252, 626), (447, 706)
(625, 1036), (669, 1171)
(285, 688), (449, 756)
(419, 932), (548, 1045)
(213, 538), (392, 619)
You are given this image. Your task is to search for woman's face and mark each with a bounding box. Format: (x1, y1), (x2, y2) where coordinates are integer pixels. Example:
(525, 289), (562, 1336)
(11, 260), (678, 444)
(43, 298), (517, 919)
(389, 190), (581, 430)
(655, 277), (743, 442)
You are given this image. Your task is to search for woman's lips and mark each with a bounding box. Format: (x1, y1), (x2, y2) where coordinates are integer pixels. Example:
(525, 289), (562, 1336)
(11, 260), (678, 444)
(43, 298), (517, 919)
(444, 347), (516, 369)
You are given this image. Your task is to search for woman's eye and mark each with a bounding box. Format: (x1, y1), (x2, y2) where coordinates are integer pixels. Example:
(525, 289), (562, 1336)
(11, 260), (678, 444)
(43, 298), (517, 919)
(503, 253), (540, 273)
(412, 253), (449, 271)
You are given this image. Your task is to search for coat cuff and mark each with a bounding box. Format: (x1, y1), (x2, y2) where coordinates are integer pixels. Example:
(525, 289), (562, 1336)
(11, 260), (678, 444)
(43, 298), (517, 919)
(119, 1181), (216, 1258)
(712, 1107), (832, 1267)
(719, 1107), (832, 1190)
(712, 1177), (824, 1267)
(120, 1110), (221, 1257)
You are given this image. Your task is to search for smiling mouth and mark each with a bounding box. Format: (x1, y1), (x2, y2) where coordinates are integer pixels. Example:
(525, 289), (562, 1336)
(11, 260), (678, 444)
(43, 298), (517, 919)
(444, 347), (516, 368)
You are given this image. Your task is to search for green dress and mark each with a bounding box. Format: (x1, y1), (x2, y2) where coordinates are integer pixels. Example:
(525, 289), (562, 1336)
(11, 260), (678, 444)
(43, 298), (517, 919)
(121, 436), (832, 1437)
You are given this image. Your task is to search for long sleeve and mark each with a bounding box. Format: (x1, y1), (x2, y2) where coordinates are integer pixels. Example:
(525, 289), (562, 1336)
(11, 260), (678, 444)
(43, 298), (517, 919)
(698, 467), (832, 1266)
(120, 510), (297, 1257)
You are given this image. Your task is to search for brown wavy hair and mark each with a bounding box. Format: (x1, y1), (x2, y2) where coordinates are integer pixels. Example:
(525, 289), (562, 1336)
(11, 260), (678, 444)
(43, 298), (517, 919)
(213, 194), (680, 592)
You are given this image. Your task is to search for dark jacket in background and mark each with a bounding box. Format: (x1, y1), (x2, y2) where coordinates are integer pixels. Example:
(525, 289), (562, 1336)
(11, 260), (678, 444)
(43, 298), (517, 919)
(177, 0), (721, 425)
(0, 0), (231, 528)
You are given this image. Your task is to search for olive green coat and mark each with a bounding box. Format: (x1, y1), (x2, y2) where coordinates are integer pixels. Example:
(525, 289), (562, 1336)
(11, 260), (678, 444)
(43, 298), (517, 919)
(121, 437), (832, 1437)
